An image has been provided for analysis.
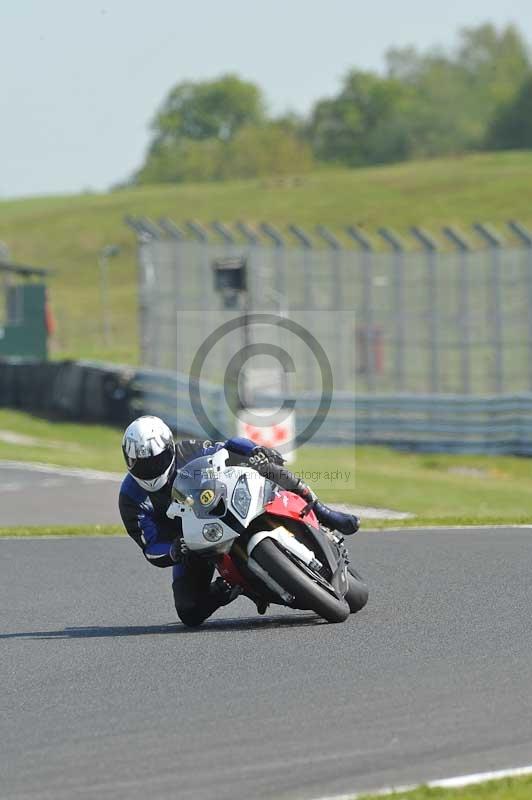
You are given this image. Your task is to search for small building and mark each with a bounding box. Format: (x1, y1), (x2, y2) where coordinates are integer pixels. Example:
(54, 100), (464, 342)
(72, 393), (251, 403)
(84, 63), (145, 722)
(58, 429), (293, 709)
(0, 261), (53, 360)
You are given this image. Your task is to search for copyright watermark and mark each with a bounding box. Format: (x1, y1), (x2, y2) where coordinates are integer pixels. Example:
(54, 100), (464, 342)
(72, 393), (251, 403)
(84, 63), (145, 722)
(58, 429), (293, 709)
(187, 312), (333, 452)
(176, 307), (356, 487)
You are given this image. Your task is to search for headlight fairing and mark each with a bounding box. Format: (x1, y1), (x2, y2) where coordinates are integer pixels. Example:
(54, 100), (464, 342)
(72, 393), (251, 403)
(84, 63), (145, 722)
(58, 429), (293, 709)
(202, 523), (224, 543)
(231, 475), (252, 518)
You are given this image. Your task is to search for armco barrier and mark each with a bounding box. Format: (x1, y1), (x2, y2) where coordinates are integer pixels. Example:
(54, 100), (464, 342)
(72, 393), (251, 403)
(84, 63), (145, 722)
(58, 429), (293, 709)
(126, 367), (532, 454)
(2, 359), (532, 453)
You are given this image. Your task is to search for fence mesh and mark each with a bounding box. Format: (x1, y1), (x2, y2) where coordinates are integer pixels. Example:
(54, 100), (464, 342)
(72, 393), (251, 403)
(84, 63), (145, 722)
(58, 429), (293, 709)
(136, 236), (532, 396)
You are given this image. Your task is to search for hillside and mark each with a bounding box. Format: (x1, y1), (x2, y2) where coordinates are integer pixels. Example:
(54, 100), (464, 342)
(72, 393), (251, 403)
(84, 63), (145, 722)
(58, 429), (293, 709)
(1, 151), (532, 364)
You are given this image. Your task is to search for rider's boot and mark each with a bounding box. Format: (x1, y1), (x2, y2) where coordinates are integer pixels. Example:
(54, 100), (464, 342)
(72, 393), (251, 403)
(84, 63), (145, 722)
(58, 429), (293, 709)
(210, 577), (242, 607)
(313, 502), (360, 535)
(256, 599), (268, 615)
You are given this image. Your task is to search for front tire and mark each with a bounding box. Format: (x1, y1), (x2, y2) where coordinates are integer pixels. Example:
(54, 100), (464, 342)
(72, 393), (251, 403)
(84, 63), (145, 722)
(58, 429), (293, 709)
(252, 538), (350, 624)
(345, 566), (369, 614)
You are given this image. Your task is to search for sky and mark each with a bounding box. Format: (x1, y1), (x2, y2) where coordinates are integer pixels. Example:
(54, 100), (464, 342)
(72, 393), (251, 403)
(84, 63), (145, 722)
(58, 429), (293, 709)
(2, 0), (532, 199)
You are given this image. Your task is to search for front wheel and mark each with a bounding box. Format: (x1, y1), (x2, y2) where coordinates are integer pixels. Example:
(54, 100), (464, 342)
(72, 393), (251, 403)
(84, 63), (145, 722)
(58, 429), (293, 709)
(345, 566), (369, 614)
(252, 538), (350, 624)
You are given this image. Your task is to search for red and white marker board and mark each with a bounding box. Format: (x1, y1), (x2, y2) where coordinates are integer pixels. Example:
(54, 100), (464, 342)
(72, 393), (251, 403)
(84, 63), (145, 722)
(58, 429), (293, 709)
(237, 408), (295, 463)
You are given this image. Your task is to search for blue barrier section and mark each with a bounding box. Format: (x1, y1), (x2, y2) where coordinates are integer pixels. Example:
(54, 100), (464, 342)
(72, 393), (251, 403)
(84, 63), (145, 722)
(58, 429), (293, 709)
(2, 359), (532, 453)
(129, 367), (532, 454)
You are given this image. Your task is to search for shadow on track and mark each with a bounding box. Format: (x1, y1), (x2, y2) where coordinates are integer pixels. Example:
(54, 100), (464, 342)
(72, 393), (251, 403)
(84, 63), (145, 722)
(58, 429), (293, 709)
(1, 613), (325, 640)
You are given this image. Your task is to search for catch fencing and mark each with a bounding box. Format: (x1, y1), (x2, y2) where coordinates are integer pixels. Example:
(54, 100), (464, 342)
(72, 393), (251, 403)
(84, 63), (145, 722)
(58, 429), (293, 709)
(129, 218), (532, 395)
(125, 217), (532, 451)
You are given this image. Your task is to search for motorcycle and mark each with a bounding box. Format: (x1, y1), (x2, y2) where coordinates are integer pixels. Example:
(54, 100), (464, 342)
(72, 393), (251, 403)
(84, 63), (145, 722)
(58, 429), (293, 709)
(166, 447), (368, 624)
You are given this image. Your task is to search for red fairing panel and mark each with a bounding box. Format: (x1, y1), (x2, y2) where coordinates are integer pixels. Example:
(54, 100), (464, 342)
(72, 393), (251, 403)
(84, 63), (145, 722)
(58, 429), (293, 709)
(216, 553), (251, 591)
(265, 491), (319, 529)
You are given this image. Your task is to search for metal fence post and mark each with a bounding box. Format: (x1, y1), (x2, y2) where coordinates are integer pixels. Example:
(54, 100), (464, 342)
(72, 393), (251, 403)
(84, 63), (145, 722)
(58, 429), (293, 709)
(211, 221), (236, 248)
(508, 220), (532, 392)
(236, 221), (261, 246)
(288, 225), (314, 390)
(159, 219), (185, 374)
(137, 217), (164, 240)
(133, 219), (165, 366)
(474, 223), (504, 393)
(411, 227), (439, 393)
(186, 220), (211, 377)
(379, 228), (406, 392)
(346, 226), (375, 394)
(158, 218), (184, 240)
(186, 220), (209, 243)
(211, 221), (240, 384)
(288, 223), (313, 309)
(315, 224), (342, 313)
(260, 222), (286, 301)
(125, 216), (157, 367)
(235, 222), (261, 309)
(443, 226), (472, 394)
(316, 226), (346, 390)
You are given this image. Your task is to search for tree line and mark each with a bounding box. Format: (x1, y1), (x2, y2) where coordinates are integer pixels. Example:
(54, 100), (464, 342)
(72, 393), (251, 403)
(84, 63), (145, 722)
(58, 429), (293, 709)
(132, 23), (532, 185)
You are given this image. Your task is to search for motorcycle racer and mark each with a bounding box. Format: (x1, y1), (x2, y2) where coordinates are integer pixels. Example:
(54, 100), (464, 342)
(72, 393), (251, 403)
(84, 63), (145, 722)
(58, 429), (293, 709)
(119, 415), (359, 626)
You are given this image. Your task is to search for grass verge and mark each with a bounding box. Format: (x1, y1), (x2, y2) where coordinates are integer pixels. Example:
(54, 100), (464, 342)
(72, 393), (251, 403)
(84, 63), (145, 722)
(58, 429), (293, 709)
(0, 409), (124, 471)
(0, 525), (123, 538)
(358, 774), (532, 799)
(2, 517), (529, 538)
(2, 409), (532, 529)
(3, 151), (532, 362)
(295, 444), (532, 526)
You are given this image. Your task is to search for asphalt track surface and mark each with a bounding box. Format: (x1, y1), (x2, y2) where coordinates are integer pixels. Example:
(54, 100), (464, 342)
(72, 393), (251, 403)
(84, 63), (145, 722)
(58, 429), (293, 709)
(2, 526), (532, 800)
(0, 463), (121, 526)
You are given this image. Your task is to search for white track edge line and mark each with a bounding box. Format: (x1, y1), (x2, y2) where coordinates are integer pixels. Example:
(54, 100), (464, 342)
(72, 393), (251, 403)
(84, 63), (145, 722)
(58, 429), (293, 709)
(315, 763), (532, 800)
(364, 524), (532, 532)
(0, 535), (125, 541)
(0, 460), (122, 481)
(1, 463), (530, 531)
(3, 525), (532, 542)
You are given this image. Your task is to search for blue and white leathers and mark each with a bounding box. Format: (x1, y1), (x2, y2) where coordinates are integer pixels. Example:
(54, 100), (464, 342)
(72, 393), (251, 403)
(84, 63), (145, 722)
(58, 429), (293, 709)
(118, 437), (256, 568)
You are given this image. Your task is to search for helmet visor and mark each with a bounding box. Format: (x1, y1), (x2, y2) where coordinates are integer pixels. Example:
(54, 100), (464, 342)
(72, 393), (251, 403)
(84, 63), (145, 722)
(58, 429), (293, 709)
(129, 448), (174, 481)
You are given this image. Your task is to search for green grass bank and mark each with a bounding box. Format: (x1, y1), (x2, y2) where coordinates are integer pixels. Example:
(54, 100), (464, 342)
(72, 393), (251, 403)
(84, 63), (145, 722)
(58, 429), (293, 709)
(1, 409), (532, 531)
(2, 151), (532, 363)
(357, 773), (532, 799)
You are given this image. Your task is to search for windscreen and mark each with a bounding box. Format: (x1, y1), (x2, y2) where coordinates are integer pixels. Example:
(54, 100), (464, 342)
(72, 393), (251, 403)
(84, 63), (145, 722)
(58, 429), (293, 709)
(171, 455), (228, 519)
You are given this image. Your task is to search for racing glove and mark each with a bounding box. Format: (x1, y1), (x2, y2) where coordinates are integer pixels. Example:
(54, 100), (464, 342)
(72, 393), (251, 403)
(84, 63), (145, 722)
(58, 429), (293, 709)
(250, 445), (285, 466)
(169, 537), (189, 565)
(249, 457), (312, 498)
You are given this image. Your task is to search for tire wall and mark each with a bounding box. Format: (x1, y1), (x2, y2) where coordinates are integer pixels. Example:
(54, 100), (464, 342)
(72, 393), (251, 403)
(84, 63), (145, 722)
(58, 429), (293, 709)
(0, 358), (137, 427)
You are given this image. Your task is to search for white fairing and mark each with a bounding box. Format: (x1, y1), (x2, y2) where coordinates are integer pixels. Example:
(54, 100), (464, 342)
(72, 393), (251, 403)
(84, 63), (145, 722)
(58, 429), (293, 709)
(166, 449), (267, 552)
(166, 448), (320, 584)
(247, 527), (318, 566)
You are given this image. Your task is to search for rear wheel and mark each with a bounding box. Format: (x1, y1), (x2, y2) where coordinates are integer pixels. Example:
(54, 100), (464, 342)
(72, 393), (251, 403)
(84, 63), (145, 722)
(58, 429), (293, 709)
(252, 538), (350, 623)
(345, 566), (369, 614)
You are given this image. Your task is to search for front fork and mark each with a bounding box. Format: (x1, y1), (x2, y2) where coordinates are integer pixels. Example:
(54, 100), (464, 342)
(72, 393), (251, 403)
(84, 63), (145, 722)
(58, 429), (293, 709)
(217, 550), (281, 607)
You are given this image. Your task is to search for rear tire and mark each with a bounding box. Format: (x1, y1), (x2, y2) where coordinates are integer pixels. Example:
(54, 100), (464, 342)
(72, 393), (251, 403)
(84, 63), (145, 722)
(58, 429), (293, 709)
(345, 566), (369, 614)
(252, 538), (350, 624)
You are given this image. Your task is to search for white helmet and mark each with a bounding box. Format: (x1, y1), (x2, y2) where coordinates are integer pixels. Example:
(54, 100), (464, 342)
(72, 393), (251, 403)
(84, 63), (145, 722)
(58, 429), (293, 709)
(122, 416), (175, 492)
